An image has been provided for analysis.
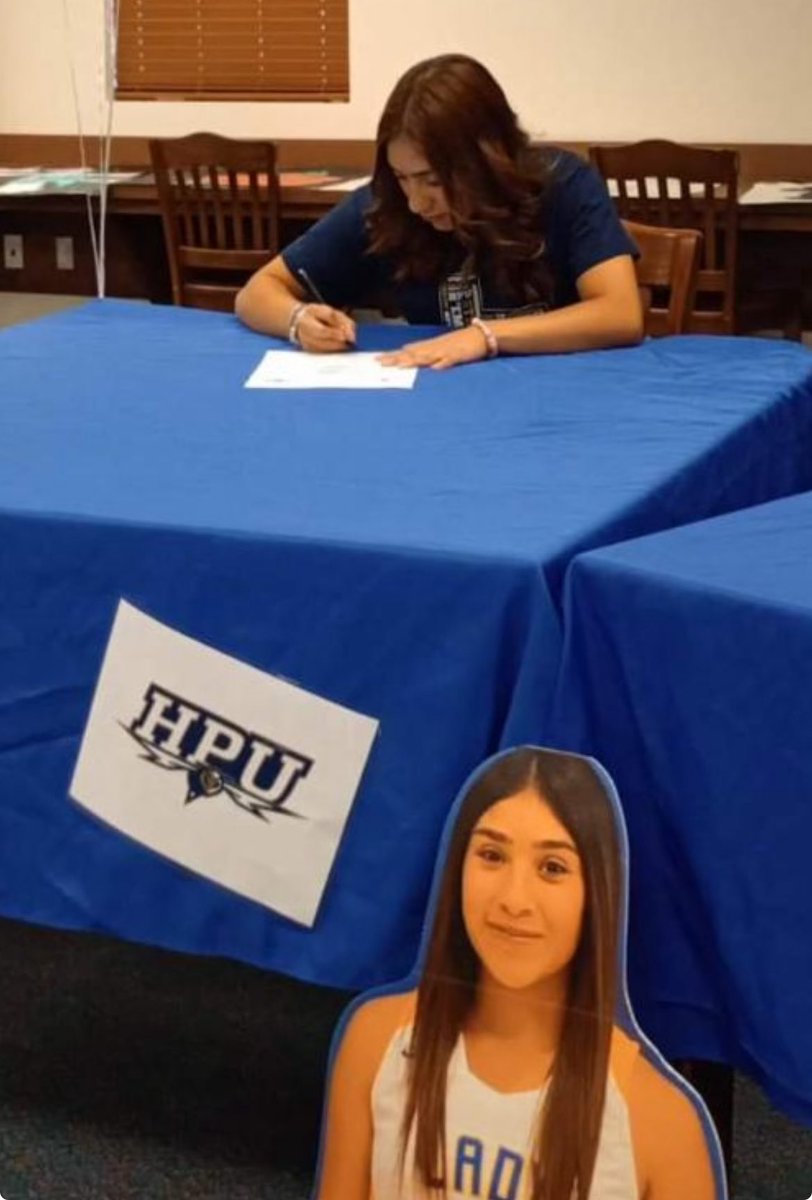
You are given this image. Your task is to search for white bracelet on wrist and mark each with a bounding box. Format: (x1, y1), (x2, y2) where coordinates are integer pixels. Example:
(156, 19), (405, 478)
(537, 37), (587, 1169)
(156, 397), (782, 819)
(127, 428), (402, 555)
(470, 316), (498, 359)
(288, 302), (308, 346)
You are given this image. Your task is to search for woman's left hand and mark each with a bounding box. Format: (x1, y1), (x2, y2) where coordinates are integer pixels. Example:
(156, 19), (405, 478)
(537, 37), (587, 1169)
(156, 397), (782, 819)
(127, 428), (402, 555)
(378, 326), (489, 370)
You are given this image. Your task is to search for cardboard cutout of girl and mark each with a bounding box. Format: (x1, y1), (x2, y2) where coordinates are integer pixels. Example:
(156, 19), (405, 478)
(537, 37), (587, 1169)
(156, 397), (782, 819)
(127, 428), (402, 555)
(313, 747), (727, 1199)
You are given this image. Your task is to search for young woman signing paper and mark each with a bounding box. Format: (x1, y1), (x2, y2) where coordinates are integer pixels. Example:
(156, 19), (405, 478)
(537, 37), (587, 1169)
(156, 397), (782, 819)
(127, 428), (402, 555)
(235, 55), (643, 368)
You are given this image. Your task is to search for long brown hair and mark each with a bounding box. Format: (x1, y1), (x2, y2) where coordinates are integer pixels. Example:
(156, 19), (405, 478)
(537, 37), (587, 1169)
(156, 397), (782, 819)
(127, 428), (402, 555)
(401, 748), (622, 1199)
(367, 55), (554, 307)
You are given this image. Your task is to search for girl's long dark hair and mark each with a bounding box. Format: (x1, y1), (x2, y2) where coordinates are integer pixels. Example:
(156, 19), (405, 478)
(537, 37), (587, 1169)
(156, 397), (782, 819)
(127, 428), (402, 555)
(367, 55), (554, 308)
(401, 748), (622, 1199)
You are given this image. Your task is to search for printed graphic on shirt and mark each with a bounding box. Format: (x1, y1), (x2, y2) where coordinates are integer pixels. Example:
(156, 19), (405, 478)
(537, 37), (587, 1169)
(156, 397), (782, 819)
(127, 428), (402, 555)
(439, 273), (484, 328)
(438, 271), (552, 327)
(452, 1136), (526, 1200)
(481, 301), (551, 321)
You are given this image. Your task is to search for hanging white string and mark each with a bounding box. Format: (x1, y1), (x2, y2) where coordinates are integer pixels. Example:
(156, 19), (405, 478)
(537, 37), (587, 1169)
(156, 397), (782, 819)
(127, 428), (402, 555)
(61, 0), (101, 290)
(97, 0), (121, 298)
(60, 0), (119, 298)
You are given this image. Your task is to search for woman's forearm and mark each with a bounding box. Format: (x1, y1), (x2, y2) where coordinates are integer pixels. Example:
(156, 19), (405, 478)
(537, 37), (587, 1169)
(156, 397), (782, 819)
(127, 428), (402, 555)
(234, 268), (304, 338)
(488, 295), (644, 356)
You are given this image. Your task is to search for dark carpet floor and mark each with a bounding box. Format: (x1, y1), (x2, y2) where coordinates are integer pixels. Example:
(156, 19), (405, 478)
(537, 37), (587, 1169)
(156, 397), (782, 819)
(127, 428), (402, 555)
(0, 917), (809, 1199)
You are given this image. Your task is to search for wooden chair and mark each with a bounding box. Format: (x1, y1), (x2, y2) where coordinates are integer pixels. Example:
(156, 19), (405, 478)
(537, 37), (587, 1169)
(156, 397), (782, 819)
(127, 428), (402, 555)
(623, 219), (702, 336)
(590, 140), (738, 334)
(149, 133), (280, 312)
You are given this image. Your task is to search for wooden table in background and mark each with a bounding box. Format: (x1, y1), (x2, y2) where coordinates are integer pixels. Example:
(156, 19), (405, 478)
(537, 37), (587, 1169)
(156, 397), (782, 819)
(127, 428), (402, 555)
(0, 172), (362, 302)
(1, 163), (810, 329)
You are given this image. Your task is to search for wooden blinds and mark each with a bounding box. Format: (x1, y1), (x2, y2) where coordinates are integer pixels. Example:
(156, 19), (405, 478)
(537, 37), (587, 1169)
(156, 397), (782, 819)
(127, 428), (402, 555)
(115, 0), (349, 101)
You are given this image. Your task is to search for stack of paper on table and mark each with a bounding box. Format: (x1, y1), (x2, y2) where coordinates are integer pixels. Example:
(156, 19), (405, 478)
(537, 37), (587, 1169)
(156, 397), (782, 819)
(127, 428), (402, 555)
(738, 181), (812, 205)
(0, 168), (145, 196)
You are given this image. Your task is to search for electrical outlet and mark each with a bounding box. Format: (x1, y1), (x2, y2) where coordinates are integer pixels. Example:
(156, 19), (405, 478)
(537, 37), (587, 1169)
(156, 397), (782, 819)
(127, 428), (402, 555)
(55, 236), (75, 271)
(3, 234), (24, 270)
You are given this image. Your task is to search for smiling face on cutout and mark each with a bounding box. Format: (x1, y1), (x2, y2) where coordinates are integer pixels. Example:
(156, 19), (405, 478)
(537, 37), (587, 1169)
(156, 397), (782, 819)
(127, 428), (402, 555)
(461, 787), (586, 993)
(386, 135), (454, 232)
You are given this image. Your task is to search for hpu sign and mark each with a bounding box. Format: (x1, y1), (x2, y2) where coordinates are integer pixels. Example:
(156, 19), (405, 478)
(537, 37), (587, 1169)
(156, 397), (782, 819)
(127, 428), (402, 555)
(126, 683), (314, 820)
(71, 601), (378, 926)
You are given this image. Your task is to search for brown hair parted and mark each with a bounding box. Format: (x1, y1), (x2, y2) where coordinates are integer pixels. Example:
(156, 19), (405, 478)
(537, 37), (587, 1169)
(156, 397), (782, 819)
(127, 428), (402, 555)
(367, 55), (554, 307)
(401, 747), (622, 1199)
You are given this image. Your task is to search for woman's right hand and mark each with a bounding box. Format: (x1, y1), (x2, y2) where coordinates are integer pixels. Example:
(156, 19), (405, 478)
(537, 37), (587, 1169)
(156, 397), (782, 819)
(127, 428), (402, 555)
(297, 304), (357, 353)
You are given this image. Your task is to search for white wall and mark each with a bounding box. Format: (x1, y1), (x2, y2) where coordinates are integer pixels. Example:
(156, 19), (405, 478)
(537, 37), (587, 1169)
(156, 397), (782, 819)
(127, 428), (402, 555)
(1, 0), (811, 143)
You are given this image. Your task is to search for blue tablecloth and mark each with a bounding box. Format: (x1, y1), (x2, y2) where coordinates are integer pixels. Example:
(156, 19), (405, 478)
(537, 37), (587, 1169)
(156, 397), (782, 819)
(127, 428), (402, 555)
(2, 299), (812, 990)
(551, 491), (812, 1123)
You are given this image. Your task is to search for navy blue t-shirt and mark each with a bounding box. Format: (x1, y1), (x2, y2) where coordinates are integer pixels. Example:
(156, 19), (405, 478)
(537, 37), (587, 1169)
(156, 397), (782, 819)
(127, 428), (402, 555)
(282, 150), (634, 327)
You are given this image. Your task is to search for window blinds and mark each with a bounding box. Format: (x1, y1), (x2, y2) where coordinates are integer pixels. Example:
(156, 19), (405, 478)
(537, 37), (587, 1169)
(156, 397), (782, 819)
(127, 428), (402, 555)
(115, 0), (349, 101)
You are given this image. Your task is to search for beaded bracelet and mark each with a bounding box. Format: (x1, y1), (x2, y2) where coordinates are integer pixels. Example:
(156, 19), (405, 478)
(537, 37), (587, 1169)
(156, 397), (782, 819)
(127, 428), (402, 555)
(470, 316), (498, 359)
(288, 302), (309, 346)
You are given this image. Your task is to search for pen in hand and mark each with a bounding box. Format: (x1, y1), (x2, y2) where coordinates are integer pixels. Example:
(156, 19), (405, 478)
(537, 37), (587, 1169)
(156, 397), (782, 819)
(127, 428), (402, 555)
(296, 268), (356, 348)
(296, 267), (328, 306)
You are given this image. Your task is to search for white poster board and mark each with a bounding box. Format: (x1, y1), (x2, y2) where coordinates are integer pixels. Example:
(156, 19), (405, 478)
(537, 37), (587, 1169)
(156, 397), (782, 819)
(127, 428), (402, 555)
(71, 601), (379, 926)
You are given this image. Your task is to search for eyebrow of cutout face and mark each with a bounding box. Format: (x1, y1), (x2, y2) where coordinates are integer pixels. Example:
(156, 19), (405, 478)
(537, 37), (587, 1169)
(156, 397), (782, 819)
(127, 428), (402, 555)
(471, 826), (578, 854)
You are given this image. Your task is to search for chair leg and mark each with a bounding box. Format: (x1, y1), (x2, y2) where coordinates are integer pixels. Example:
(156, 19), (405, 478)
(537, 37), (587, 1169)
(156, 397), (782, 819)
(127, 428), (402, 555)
(673, 1058), (734, 1182)
(784, 308), (804, 342)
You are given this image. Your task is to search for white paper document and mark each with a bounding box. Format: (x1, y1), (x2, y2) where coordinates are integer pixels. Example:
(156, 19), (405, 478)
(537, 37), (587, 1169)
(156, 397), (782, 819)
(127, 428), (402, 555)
(244, 349), (417, 390)
(738, 181), (812, 205)
(70, 600), (379, 926)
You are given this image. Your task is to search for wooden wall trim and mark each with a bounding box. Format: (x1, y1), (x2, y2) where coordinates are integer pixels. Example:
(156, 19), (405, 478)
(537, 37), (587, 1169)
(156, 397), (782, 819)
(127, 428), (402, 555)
(0, 134), (375, 172)
(1, 133), (811, 181)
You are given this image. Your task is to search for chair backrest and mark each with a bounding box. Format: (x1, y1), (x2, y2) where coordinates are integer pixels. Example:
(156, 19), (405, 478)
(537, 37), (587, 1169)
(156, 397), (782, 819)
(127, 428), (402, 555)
(149, 132), (281, 312)
(623, 219), (702, 337)
(590, 140), (738, 334)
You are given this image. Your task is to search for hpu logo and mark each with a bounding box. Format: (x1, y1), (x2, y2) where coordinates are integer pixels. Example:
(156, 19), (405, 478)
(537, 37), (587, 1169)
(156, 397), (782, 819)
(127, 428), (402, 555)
(122, 683), (313, 821)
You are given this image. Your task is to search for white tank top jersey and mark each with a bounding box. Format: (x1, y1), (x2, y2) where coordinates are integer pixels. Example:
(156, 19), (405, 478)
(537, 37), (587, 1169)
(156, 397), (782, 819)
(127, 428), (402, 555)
(371, 1024), (640, 1200)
